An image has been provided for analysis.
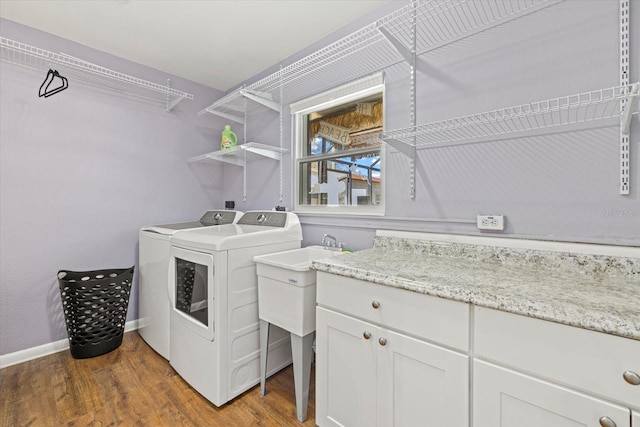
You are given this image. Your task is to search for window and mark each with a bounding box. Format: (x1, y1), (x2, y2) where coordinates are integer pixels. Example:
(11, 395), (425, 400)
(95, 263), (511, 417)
(292, 75), (384, 214)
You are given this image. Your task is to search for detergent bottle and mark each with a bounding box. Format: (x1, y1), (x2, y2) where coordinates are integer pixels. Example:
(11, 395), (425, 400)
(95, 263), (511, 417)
(220, 125), (238, 150)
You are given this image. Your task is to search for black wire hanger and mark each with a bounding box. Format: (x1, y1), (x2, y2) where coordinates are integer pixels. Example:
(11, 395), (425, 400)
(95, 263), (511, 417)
(38, 69), (68, 98)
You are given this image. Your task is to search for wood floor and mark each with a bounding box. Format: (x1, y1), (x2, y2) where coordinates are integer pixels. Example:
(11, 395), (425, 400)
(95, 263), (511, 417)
(0, 332), (316, 426)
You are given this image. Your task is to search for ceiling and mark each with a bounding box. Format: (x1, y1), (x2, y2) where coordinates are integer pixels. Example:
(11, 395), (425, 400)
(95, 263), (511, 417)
(0, 0), (395, 92)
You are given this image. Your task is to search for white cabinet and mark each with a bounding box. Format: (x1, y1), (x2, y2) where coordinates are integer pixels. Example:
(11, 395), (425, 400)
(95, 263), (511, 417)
(474, 360), (631, 427)
(315, 308), (377, 427)
(376, 327), (468, 427)
(315, 273), (469, 427)
(315, 274), (640, 427)
(474, 307), (640, 427)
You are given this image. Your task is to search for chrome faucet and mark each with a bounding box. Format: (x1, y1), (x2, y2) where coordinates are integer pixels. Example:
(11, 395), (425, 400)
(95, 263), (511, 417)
(322, 234), (343, 251)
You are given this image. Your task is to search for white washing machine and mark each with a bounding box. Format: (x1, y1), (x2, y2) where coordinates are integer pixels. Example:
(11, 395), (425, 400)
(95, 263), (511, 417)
(168, 211), (302, 406)
(138, 210), (242, 360)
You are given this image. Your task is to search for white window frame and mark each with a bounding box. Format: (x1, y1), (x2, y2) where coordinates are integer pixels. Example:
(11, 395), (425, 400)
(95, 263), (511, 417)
(291, 74), (385, 215)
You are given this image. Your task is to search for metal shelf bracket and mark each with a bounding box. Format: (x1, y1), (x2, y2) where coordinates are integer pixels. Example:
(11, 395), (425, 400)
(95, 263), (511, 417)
(378, 26), (413, 65)
(382, 137), (416, 159)
(203, 109), (245, 124)
(620, 84), (639, 136)
(240, 89), (281, 112)
(166, 78), (188, 112)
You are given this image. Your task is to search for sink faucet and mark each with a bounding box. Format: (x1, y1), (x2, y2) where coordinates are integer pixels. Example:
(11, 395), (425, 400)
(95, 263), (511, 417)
(322, 234), (343, 251)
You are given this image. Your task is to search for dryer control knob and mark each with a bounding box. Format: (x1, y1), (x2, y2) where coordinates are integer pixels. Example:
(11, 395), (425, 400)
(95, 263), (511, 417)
(214, 212), (223, 220)
(257, 214), (267, 223)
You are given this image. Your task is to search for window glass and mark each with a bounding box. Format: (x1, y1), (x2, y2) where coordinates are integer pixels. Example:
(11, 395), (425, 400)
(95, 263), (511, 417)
(294, 85), (383, 213)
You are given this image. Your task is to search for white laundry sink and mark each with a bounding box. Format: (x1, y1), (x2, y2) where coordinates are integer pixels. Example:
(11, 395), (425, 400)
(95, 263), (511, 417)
(254, 246), (343, 336)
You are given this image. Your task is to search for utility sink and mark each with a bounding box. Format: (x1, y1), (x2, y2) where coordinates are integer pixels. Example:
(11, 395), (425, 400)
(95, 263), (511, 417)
(254, 246), (343, 336)
(255, 245), (344, 422)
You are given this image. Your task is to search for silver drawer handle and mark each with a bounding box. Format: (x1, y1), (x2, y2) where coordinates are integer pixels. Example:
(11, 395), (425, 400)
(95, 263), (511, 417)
(378, 337), (387, 346)
(363, 331), (371, 340)
(371, 300), (381, 309)
(599, 416), (616, 427)
(623, 370), (640, 386)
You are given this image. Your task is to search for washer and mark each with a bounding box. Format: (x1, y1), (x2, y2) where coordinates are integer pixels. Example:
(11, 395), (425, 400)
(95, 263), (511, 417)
(138, 210), (242, 360)
(168, 211), (302, 406)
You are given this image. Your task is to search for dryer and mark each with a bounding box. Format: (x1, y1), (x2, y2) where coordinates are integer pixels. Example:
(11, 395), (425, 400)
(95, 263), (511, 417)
(168, 211), (302, 406)
(138, 210), (242, 359)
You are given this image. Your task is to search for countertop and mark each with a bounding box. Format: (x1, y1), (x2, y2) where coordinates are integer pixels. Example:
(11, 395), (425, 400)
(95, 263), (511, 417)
(311, 234), (640, 341)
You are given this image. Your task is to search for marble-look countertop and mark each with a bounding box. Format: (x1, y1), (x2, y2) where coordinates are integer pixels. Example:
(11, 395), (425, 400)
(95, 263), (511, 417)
(311, 236), (640, 341)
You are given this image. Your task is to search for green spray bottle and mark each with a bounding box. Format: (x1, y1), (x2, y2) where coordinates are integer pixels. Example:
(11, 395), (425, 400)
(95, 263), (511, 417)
(220, 125), (238, 150)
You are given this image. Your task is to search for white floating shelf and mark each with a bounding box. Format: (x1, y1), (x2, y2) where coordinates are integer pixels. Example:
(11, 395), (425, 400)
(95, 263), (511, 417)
(0, 37), (194, 111)
(383, 84), (640, 149)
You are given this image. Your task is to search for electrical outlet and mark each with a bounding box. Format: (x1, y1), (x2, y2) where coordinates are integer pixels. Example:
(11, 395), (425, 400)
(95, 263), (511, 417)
(477, 215), (505, 231)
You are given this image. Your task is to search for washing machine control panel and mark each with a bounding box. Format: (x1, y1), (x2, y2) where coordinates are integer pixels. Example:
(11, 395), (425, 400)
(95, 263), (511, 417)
(200, 210), (239, 226)
(237, 211), (287, 227)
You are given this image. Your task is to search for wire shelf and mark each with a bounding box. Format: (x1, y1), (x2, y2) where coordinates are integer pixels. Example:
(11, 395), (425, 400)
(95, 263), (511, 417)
(382, 84), (640, 148)
(188, 142), (288, 165)
(200, 0), (557, 118)
(0, 37), (194, 110)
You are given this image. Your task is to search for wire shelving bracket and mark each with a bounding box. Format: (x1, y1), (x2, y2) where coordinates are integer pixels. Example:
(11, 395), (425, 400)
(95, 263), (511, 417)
(0, 37), (194, 110)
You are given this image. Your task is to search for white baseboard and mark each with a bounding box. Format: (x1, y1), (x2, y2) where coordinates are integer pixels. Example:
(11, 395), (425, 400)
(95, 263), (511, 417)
(0, 319), (138, 369)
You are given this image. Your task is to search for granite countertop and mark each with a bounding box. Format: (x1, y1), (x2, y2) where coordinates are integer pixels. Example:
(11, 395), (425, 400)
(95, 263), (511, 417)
(311, 236), (640, 341)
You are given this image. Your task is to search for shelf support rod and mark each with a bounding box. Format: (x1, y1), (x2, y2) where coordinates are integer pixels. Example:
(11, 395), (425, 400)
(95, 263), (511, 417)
(408, 0), (417, 199)
(620, 0), (631, 195)
(278, 65), (284, 203)
(241, 89), (281, 112)
(243, 91), (248, 203)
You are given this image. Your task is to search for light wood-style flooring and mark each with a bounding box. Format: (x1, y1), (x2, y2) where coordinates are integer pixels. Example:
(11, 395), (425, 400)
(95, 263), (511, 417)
(0, 332), (316, 426)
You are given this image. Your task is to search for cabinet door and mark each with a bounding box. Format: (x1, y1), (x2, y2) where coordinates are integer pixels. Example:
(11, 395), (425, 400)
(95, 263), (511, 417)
(474, 360), (630, 427)
(316, 308), (377, 427)
(633, 411), (640, 426)
(377, 329), (469, 427)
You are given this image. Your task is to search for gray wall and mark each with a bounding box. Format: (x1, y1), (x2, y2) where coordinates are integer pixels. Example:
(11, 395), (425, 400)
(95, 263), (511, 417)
(220, 0), (639, 250)
(0, 19), (225, 354)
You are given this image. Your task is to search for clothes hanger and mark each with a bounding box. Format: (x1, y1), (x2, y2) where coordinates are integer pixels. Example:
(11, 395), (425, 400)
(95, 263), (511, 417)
(38, 69), (68, 98)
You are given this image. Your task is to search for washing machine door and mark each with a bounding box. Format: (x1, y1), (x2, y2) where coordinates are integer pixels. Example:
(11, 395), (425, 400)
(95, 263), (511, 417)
(169, 246), (215, 341)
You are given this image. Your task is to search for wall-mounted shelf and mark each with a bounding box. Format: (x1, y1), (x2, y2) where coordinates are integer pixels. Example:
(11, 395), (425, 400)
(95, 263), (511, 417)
(383, 84), (640, 149)
(0, 37), (194, 111)
(199, 0), (633, 200)
(198, 87), (280, 122)
(201, 0), (558, 115)
(188, 143), (288, 202)
(188, 142), (287, 165)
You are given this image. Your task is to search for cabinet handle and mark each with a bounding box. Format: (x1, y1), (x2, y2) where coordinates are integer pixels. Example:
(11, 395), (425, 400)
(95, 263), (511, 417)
(599, 416), (616, 427)
(622, 370), (640, 385)
(363, 331), (371, 340)
(371, 300), (381, 309)
(378, 337), (387, 346)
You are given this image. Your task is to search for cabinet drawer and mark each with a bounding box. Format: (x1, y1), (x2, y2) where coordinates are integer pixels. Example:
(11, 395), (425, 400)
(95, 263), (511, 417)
(316, 272), (469, 351)
(474, 360), (631, 427)
(474, 307), (640, 409)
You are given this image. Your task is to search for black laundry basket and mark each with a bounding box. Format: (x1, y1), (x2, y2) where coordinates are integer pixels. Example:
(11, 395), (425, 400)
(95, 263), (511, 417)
(57, 266), (134, 359)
